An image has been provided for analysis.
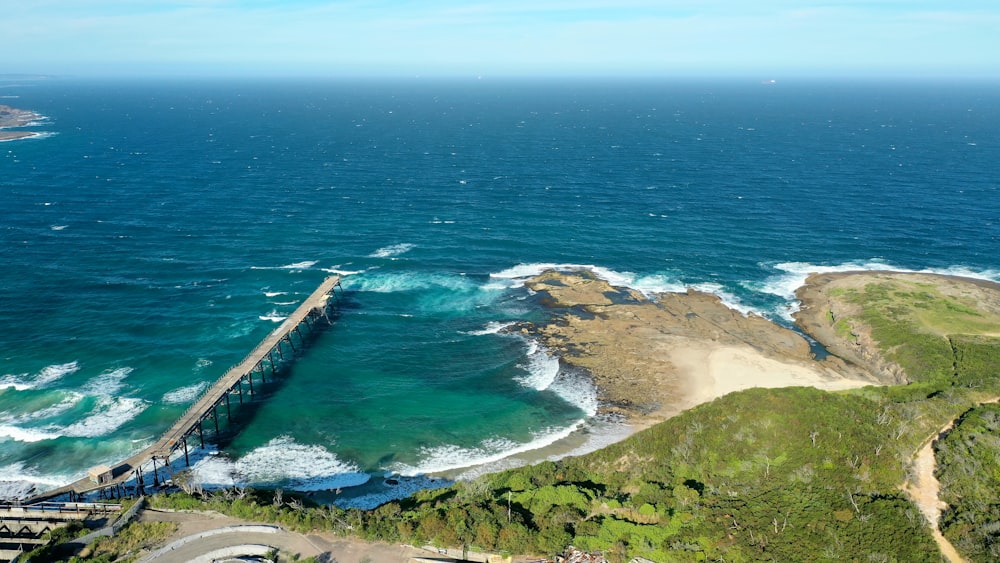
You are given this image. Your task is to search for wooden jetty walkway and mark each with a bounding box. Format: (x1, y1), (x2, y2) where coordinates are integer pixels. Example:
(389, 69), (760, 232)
(28, 276), (342, 503)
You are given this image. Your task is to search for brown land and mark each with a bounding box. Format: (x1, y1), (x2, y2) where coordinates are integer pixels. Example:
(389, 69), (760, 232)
(0, 104), (45, 140)
(518, 269), (876, 427)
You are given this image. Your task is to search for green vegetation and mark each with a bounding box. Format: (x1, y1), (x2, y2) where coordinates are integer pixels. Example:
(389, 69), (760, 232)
(61, 275), (1000, 562)
(839, 281), (1000, 388)
(355, 387), (954, 561)
(934, 403), (1000, 561)
(78, 521), (177, 563)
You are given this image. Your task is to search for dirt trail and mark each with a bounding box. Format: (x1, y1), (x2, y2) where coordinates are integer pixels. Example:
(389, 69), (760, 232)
(904, 419), (964, 563)
(904, 397), (1000, 563)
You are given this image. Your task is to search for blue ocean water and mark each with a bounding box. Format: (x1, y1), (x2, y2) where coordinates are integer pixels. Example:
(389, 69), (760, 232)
(1, 77), (998, 501)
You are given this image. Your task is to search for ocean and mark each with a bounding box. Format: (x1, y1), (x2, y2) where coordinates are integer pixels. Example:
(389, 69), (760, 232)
(1, 77), (998, 505)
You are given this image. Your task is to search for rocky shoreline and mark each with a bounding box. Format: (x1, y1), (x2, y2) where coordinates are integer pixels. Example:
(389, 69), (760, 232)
(517, 269), (877, 425)
(0, 104), (46, 141)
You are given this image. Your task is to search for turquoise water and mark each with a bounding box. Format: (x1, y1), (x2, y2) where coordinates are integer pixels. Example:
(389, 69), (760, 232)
(1, 78), (998, 502)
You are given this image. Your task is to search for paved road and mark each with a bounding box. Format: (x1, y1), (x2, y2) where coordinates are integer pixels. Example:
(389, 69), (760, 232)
(138, 509), (436, 563)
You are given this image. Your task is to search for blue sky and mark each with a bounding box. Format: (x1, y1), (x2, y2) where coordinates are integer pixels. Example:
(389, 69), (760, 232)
(2, 0), (998, 77)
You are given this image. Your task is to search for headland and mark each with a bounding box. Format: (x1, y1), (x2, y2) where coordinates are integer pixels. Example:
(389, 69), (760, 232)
(0, 104), (46, 141)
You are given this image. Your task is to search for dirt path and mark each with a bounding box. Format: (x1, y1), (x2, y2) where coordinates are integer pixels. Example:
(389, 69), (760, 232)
(903, 419), (964, 563)
(904, 397), (1000, 563)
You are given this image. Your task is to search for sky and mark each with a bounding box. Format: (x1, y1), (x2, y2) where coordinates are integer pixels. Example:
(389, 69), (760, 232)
(2, 0), (998, 78)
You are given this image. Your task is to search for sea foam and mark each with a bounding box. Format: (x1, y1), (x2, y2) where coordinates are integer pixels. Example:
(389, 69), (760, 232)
(390, 420), (588, 477)
(490, 263), (685, 296)
(189, 436), (370, 491)
(162, 381), (209, 405)
(369, 243), (415, 258)
(61, 396), (147, 438)
(80, 366), (133, 397)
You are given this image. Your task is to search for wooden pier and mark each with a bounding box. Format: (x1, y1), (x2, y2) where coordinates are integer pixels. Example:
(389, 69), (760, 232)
(28, 276), (342, 503)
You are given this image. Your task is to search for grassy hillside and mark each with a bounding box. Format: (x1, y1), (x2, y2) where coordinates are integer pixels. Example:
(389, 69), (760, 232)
(71, 275), (1000, 562)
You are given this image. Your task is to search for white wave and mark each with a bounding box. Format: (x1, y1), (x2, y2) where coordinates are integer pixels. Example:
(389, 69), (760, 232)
(190, 436), (370, 491)
(17, 392), (84, 421)
(454, 417), (634, 482)
(51, 225), (67, 231)
(690, 282), (760, 317)
(516, 342), (560, 391)
(335, 475), (451, 510)
(465, 321), (515, 336)
(234, 436), (370, 490)
(61, 396), (147, 438)
(195, 358), (213, 370)
(752, 260), (1000, 320)
(259, 312), (288, 322)
(391, 421), (587, 477)
(321, 266), (366, 276)
(0, 463), (71, 500)
(369, 243), (415, 258)
(0, 479), (39, 501)
(489, 263), (685, 296)
(0, 361), (80, 391)
(272, 301), (297, 306)
(0, 425), (61, 443)
(0, 380), (32, 392)
(548, 369), (599, 417)
(264, 291), (287, 297)
(37, 361), (81, 385)
(250, 260), (318, 271)
(344, 271), (483, 296)
(81, 366), (133, 397)
(162, 381), (209, 405)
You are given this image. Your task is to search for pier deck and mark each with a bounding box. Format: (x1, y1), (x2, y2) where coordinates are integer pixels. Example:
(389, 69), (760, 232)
(28, 276), (341, 503)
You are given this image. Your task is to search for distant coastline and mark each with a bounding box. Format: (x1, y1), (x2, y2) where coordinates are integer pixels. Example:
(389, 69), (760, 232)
(0, 104), (47, 141)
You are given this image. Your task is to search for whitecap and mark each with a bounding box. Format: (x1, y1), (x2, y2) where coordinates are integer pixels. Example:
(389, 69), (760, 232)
(80, 367), (133, 397)
(321, 267), (365, 276)
(465, 321), (515, 336)
(391, 421), (587, 477)
(51, 225), (67, 231)
(61, 396), (147, 438)
(368, 243), (415, 258)
(342, 272), (500, 315)
(250, 260), (318, 271)
(234, 436), (370, 490)
(35, 361), (80, 387)
(548, 368), (599, 417)
(489, 263), (685, 296)
(264, 291), (287, 297)
(0, 463), (71, 500)
(454, 417), (633, 482)
(690, 282), (761, 317)
(17, 392), (84, 421)
(259, 311), (287, 322)
(162, 381), (209, 405)
(516, 341), (560, 391)
(0, 424), (61, 443)
(189, 436), (370, 491)
(0, 361), (80, 391)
